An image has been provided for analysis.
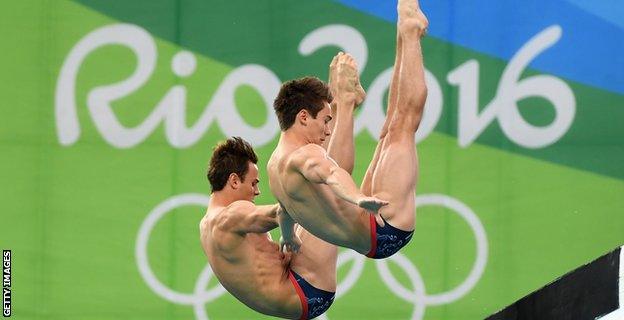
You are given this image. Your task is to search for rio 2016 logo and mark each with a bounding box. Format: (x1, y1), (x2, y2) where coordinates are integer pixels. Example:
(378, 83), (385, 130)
(54, 21), (574, 319)
(55, 23), (575, 150)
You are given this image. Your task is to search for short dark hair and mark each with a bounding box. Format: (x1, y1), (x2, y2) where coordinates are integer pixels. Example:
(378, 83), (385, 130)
(273, 76), (332, 131)
(207, 137), (258, 192)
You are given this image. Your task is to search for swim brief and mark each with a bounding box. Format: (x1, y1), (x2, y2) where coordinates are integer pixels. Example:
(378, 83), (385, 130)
(365, 214), (414, 259)
(288, 270), (335, 320)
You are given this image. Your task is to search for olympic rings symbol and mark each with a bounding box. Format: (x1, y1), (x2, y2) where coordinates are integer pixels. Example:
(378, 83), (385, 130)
(136, 193), (488, 320)
(135, 194), (224, 319)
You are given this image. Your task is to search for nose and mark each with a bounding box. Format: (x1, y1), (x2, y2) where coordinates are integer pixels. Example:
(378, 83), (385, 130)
(255, 187), (260, 196)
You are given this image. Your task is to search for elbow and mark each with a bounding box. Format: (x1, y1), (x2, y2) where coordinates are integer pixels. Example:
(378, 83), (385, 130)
(269, 221), (279, 231)
(324, 166), (341, 185)
(257, 215), (279, 232)
(262, 220), (279, 232)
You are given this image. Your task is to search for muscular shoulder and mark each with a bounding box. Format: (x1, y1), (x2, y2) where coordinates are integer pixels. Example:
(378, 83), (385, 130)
(288, 144), (327, 168)
(203, 205), (248, 255)
(226, 200), (255, 215)
(213, 201), (255, 231)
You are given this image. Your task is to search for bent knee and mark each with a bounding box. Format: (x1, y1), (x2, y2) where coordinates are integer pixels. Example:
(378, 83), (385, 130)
(385, 124), (418, 144)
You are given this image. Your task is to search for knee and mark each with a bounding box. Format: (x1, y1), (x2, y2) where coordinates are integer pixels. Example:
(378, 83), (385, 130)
(384, 120), (420, 146)
(389, 109), (422, 133)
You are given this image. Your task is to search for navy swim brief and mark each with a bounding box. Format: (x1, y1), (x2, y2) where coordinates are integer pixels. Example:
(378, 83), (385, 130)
(288, 270), (335, 320)
(365, 214), (414, 259)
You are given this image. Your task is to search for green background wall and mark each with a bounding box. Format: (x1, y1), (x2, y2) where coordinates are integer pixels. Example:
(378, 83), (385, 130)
(1, 1), (623, 319)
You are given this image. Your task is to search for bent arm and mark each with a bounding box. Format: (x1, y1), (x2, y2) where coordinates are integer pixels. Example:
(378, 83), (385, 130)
(277, 204), (301, 252)
(221, 201), (280, 235)
(295, 146), (364, 206)
(278, 204), (297, 243)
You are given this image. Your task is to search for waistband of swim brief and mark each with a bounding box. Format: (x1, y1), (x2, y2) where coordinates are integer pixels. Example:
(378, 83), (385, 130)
(288, 270), (308, 320)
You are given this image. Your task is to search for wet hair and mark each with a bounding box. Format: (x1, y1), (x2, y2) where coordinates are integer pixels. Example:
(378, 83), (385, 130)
(207, 137), (258, 192)
(273, 76), (332, 131)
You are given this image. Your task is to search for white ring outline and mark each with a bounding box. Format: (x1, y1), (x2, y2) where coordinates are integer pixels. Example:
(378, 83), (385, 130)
(417, 194), (488, 305)
(136, 193), (488, 319)
(135, 193), (226, 320)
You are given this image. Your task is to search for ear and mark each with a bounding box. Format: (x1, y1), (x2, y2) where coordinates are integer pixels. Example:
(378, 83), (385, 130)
(227, 173), (241, 190)
(297, 109), (309, 126)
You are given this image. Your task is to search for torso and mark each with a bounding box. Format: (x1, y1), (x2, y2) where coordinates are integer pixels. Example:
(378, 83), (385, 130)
(267, 140), (371, 253)
(199, 205), (301, 319)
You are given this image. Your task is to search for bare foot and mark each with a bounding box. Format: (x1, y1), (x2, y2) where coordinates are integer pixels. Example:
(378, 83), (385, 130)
(355, 79), (366, 106)
(328, 52), (341, 98)
(398, 0), (428, 38)
(330, 52), (362, 107)
(348, 54), (367, 106)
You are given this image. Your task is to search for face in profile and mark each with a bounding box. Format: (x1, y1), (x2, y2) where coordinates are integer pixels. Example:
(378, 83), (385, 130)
(239, 161), (260, 202)
(309, 102), (332, 145)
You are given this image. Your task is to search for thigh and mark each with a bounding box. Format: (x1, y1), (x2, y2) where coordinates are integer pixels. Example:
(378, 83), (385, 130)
(370, 133), (418, 231)
(361, 135), (387, 195)
(290, 227), (337, 292)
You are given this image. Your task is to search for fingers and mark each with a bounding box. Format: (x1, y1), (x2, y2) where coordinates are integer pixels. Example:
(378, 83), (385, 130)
(287, 243), (300, 253)
(359, 196), (390, 214)
(371, 196), (389, 206)
(372, 197), (389, 208)
(375, 213), (386, 227)
(279, 239), (301, 254)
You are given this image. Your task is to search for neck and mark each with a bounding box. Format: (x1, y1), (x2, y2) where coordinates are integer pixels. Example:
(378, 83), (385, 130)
(210, 190), (238, 208)
(280, 127), (313, 146)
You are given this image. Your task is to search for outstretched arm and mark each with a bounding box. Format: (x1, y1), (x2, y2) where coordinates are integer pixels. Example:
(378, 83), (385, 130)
(219, 201), (280, 235)
(292, 145), (388, 213)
